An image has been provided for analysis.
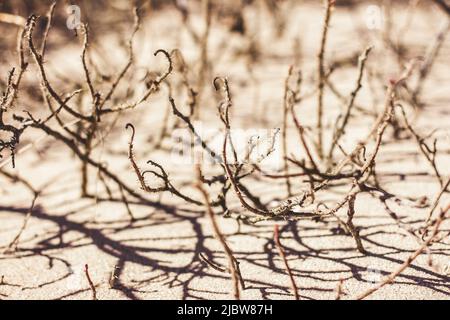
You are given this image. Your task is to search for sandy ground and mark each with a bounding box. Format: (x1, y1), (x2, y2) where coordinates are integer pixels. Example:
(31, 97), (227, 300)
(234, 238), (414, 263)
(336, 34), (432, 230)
(0, 2), (449, 300)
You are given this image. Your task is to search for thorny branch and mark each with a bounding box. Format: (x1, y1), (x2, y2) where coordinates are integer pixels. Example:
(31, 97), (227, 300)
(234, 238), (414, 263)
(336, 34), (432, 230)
(3, 192), (39, 254)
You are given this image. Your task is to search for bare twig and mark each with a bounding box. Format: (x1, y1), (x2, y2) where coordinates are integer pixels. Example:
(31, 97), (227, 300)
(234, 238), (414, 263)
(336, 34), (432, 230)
(199, 253), (228, 273)
(411, 20), (450, 104)
(0, 168), (36, 194)
(282, 67), (295, 196)
(40, 2), (57, 58)
(196, 165), (243, 300)
(356, 209), (448, 300)
(0, 13), (26, 27)
(332, 60), (418, 176)
(290, 110), (319, 173)
(346, 193), (366, 253)
(119, 185), (135, 221)
(398, 105), (444, 187)
(425, 177), (450, 223)
(4, 193), (39, 254)
(109, 266), (120, 289)
(432, 0), (450, 15)
(98, 7), (141, 110)
(27, 15), (95, 122)
(328, 46), (373, 161)
(316, 0), (335, 158)
(84, 264), (98, 300)
(335, 278), (345, 300)
(274, 225), (300, 300)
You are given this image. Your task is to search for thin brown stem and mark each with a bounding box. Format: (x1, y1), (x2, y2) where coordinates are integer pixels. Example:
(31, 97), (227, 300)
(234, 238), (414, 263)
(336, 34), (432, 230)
(84, 264), (98, 300)
(328, 46), (372, 161)
(273, 225), (300, 300)
(316, 0), (335, 159)
(356, 209), (448, 300)
(335, 278), (345, 300)
(398, 105), (443, 187)
(196, 166), (242, 300)
(4, 192), (39, 254)
(346, 193), (366, 254)
(425, 177), (450, 223)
